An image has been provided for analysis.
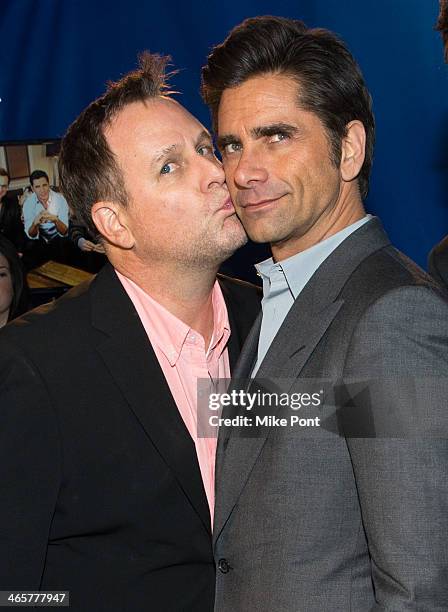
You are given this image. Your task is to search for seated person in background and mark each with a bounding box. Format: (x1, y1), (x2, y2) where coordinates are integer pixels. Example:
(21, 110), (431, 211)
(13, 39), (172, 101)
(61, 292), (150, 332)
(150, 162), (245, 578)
(0, 235), (28, 327)
(0, 168), (26, 253)
(23, 170), (70, 267)
(68, 214), (106, 272)
(19, 185), (33, 209)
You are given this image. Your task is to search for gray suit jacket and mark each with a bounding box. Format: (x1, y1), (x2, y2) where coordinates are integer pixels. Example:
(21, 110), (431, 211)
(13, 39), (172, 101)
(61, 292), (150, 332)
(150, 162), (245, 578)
(213, 218), (448, 611)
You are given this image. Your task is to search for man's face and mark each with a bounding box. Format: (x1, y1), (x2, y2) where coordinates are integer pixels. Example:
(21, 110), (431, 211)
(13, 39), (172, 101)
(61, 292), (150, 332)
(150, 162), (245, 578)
(0, 176), (9, 202)
(104, 98), (247, 268)
(32, 177), (50, 204)
(217, 74), (344, 250)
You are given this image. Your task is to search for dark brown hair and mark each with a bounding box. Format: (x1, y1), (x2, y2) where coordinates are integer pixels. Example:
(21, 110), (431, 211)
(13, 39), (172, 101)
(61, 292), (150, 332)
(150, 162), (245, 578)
(59, 52), (173, 237)
(0, 168), (9, 182)
(30, 170), (49, 185)
(202, 16), (375, 199)
(436, 0), (448, 62)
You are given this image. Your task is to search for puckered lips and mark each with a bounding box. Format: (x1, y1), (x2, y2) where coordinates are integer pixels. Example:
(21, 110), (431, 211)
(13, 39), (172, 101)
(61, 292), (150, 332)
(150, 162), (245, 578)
(217, 196), (237, 215)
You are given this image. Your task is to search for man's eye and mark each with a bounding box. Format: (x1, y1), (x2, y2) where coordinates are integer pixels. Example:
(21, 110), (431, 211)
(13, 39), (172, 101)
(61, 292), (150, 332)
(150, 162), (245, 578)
(269, 132), (289, 143)
(160, 163), (175, 175)
(223, 143), (242, 155)
(197, 145), (214, 156)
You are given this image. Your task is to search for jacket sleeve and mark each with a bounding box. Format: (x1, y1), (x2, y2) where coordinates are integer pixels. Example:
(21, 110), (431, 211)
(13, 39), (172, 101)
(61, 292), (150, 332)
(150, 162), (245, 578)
(10, 197), (26, 252)
(22, 197), (37, 240)
(0, 339), (61, 590)
(343, 286), (448, 610)
(68, 216), (87, 247)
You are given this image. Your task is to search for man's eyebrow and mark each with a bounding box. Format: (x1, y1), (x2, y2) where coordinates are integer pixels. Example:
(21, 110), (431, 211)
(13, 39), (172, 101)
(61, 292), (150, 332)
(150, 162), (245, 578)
(153, 143), (179, 165)
(195, 129), (213, 146)
(216, 134), (240, 150)
(251, 123), (299, 138)
(217, 123), (300, 150)
(152, 131), (212, 166)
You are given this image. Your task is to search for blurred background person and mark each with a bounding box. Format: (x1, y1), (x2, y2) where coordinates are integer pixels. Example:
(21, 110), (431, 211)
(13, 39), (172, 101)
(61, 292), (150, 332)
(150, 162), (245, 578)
(68, 214), (106, 272)
(23, 170), (70, 267)
(0, 168), (26, 254)
(437, 0), (448, 61)
(0, 235), (28, 327)
(428, 0), (448, 286)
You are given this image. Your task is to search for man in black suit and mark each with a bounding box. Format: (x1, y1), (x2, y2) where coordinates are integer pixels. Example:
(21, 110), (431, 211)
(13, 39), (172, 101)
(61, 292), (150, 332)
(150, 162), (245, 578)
(0, 53), (259, 611)
(202, 16), (448, 610)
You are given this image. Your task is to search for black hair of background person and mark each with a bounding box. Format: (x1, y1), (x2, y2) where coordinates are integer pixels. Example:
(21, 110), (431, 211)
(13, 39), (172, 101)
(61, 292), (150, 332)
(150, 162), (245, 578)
(0, 235), (28, 320)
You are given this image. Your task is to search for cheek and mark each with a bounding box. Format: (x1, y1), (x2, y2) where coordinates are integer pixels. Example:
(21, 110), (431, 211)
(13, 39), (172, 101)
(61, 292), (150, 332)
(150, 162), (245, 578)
(223, 158), (237, 180)
(223, 165), (239, 200)
(0, 278), (13, 305)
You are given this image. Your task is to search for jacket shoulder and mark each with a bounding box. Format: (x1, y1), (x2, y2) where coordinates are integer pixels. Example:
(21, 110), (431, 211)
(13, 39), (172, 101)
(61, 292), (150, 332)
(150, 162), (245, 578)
(428, 235), (448, 286)
(0, 277), (94, 353)
(343, 245), (446, 304)
(218, 273), (261, 298)
(218, 273), (261, 312)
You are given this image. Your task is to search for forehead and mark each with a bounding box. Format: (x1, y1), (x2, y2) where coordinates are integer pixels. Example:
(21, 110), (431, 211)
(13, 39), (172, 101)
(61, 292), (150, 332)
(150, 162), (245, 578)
(105, 98), (206, 159)
(33, 178), (48, 186)
(0, 177), (8, 185)
(0, 253), (10, 269)
(218, 73), (303, 133)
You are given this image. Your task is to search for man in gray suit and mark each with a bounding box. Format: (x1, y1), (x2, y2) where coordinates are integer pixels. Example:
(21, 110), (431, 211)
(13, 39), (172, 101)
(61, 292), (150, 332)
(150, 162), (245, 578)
(202, 16), (448, 610)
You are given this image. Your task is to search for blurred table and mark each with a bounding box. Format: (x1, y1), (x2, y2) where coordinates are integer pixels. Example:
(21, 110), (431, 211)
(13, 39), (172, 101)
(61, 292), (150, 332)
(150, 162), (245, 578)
(27, 260), (94, 307)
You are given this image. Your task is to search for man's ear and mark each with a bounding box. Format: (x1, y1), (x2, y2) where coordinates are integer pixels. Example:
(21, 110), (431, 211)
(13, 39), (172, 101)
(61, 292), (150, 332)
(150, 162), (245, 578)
(340, 120), (366, 183)
(91, 201), (135, 249)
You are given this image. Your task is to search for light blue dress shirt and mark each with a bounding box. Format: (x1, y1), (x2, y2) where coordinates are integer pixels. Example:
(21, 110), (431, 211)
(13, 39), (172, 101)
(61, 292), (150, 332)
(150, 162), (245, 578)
(252, 215), (372, 375)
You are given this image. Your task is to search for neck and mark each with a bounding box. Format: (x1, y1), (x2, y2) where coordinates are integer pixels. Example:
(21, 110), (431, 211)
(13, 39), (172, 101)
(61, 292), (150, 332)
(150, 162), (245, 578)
(112, 255), (219, 347)
(272, 189), (366, 262)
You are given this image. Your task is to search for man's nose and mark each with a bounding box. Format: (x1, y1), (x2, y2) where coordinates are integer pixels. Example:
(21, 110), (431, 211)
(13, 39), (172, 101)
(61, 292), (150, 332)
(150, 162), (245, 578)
(202, 156), (226, 191)
(233, 152), (268, 188)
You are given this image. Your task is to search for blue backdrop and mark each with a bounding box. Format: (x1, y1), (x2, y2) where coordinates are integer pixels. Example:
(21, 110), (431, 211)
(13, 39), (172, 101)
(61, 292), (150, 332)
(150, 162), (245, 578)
(1, 0), (447, 275)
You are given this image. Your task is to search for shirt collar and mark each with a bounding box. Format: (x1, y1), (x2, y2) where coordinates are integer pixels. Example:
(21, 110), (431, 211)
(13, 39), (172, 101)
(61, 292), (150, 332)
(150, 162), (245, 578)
(255, 215), (372, 299)
(115, 271), (230, 366)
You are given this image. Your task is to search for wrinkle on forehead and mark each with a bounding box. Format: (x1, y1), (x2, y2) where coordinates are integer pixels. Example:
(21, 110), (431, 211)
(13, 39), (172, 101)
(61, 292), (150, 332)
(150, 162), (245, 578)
(105, 97), (205, 157)
(218, 74), (302, 136)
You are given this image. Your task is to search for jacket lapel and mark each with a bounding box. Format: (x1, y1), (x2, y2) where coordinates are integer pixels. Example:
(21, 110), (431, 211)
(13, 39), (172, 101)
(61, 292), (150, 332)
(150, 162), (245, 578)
(90, 265), (211, 534)
(218, 274), (261, 372)
(213, 297), (344, 543)
(214, 218), (392, 542)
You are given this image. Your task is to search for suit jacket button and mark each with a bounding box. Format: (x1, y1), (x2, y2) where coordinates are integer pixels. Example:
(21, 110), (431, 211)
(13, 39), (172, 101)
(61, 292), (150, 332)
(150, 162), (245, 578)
(217, 558), (231, 573)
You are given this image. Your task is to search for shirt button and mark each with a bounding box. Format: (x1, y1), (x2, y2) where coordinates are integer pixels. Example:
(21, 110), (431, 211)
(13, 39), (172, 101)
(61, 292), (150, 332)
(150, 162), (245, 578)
(217, 558), (231, 574)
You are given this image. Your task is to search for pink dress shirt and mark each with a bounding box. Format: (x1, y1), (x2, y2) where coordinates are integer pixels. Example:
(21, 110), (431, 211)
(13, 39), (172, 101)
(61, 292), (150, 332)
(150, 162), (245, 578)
(116, 271), (231, 525)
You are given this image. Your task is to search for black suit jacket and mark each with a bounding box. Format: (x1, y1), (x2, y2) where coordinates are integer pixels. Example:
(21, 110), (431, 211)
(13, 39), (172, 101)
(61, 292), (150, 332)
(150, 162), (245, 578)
(0, 194), (25, 251)
(0, 264), (260, 612)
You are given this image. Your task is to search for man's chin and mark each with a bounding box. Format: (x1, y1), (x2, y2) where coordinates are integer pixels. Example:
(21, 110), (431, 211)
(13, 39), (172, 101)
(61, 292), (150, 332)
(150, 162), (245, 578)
(215, 228), (248, 265)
